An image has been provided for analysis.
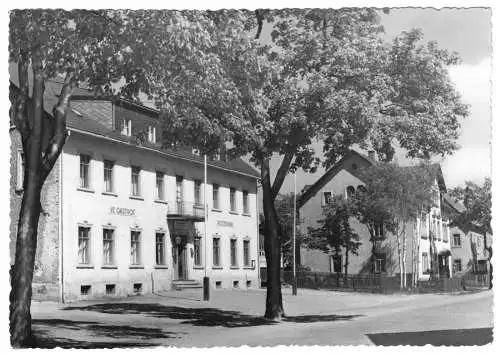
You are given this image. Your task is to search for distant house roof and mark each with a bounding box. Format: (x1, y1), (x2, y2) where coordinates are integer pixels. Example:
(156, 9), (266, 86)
(443, 194), (467, 214)
(297, 150), (448, 209)
(297, 149), (373, 208)
(9, 64), (260, 179)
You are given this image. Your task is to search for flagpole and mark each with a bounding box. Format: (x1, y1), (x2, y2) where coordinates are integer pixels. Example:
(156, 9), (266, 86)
(292, 172), (297, 296)
(203, 154), (210, 301)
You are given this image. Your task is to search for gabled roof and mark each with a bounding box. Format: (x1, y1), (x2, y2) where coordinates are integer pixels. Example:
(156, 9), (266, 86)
(9, 63), (260, 179)
(297, 149), (374, 208)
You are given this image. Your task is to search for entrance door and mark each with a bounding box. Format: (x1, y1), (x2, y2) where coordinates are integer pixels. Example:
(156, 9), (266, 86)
(438, 255), (450, 278)
(173, 236), (187, 280)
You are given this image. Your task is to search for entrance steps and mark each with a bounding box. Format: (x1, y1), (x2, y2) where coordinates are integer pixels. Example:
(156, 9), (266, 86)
(172, 279), (203, 290)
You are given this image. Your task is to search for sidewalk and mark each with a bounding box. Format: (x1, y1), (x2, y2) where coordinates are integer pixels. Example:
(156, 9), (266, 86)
(30, 288), (493, 348)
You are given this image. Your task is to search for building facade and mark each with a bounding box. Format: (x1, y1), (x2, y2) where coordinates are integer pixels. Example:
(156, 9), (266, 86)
(297, 150), (453, 280)
(10, 78), (261, 302)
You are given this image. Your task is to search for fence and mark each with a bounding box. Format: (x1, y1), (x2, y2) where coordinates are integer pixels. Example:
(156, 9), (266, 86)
(461, 273), (490, 289)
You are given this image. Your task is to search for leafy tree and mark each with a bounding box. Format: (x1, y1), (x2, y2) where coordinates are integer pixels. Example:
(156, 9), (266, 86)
(305, 196), (361, 279)
(139, 9), (468, 319)
(8, 9), (211, 347)
(358, 163), (437, 288)
(449, 178), (492, 288)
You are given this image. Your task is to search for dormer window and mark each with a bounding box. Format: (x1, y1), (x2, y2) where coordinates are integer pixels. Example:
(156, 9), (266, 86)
(121, 119), (132, 137)
(346, 186), (355, 199)
(147, 125), (156, 143)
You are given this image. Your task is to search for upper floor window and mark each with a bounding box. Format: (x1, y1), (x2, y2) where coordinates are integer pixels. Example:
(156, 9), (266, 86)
(176, 175), (184, 201)
(121, 119), (132, 137)
(194, 179), (202, 206)
(103, 160), (114, 193)
(374, 221), (384, 239)
(323, 191), (332, 205)
(80, 154), (91, 189)
(230, 187), (237, 212)
(453, 259), (462, 273)
(346, 185), (355, 199)
(147, 125), (156, 144)
(453, 233), (461, 247)
(131, 166), (141, 196)
(16, 150), (25, 190)
(156, 172), (165, 200)
(243, 190), (250, 214)
(213, 184), (220, 209)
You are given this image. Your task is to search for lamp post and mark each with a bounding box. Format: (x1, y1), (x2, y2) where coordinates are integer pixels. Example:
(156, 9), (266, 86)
(292, 172), (298, 296)
(203, 154), (210, 301)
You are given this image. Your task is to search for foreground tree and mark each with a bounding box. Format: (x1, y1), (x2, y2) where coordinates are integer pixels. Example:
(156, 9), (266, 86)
(8, 9), (214, 347)
(449, 178), (492, 288)
(357, 163), (436, 288)
(91, 9), (468, 319)
(305, 196), (362, 279)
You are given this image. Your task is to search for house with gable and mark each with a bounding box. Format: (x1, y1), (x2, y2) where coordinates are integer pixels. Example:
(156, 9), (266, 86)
(297, 149), (454, 281)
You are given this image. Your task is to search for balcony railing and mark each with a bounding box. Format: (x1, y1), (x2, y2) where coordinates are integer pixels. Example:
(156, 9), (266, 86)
(167, 201), (205, 221)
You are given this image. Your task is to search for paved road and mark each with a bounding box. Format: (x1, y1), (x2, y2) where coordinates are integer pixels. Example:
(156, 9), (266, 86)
(31, 288), (493, 347)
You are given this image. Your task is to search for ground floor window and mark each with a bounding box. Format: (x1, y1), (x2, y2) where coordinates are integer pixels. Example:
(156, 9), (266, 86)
(330, 255), (342, 273)
(453, 259), (462, 273)
(103, 228), (115, 265)
(213, 237), (221, 266)
(230, 239), (238, 267)
(131, 230), (141, 265)
(422, 252), (430, 274)
(243, 240), (250, 267)
(373, 253), (386, 274)
(477, 260), (488, 274)
(194, 237), (202, 266)
(78, 226), (91, 264)
(156, 233), (165, 265)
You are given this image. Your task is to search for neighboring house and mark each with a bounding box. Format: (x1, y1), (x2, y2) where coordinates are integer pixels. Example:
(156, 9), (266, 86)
(443, 195), (492, 276)
(297, 149), (453, 280)
(10, 73), (261, 302)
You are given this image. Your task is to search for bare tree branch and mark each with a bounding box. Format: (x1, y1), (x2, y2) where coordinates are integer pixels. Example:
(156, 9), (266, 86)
(41, 70), (76, 182)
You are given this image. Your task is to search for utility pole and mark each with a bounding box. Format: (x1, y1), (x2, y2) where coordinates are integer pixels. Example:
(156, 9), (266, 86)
(292, 172), (298, 296)
(203, 154), (210, 301)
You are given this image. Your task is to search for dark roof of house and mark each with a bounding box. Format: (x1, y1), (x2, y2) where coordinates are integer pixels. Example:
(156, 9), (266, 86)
(9, 64), (260, 179)
(297, 149), (374, 208)
(443, 194), (466, 214)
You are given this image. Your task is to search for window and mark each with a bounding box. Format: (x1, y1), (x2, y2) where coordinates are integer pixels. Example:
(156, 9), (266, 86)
(133, 283), (143, 293)
(346, 186), (355, 199)
(176, 175), (183, 202)
(156, 172), (165, 200)
(105, 284), (116, 295)
(148, 125), (156, 143)
(453, 259), (462, 273)
(331, 255), (342, 273)
(243, 190), (250, 214)
(373, 254), (386, 273)
(16, 150), (24, 190)
(213, 184), (220, 209)
(243, 240), (250, 267)
(453, 234), (461, 247)
(80, 154), (91, 189)
(194, 180), (202, 206)
(230, 187), (237, 212)
(155, 233), (165, 265)
(374, 221), (384, 239)
(230, 239), (238, 267)
(130, 230), (141, 265)
(80, 285), (91, 295)
(194, 237), (202, 266)
(103, 228), (114, 265)
(103, 160), (114, 193)
(323, 191), (332, 205)
(121, 119), (132, 136)
(131, 166), (141, 196)
(259, 234), (265, 256)
(422, 252), (430, 273)
(213, 237), (221, 266)
(78, 226), (91, 264)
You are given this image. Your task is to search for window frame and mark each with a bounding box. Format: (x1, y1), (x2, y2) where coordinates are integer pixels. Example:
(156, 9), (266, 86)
(194, 179), (202, 206)
(130, 230), (142, 265)
(121, 118), (132, 136)
(194, 236), (202, 267)
(230, 238), (238, 267)
(102, 228), (115, 266)
(243, 239), (251, 267)
(78, 225), (91, 265)
(453, 233), (461, 247)
(242, 190), (250, 214)
(131, 166), (141, 197)
(103, 159), (115, 194)
(212, 183), (220, 210)
(155, 232), (166, 265)
(213, 237), (221, 267)
(79, 154), (92, 190)
(156, 171), (165, 200)
(16, 149), (25, 190)
(230, 187), (237, 212)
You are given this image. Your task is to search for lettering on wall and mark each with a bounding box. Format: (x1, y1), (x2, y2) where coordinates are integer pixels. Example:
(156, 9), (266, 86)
(217, 220), (233, 227)
(109, 206), (136, 216)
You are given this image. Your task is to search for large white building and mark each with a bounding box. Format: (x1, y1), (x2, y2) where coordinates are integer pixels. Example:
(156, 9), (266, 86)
(10, 77), (261, 302)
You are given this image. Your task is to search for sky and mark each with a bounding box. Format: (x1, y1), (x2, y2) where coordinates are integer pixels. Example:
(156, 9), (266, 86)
(269, 7), (492, 193)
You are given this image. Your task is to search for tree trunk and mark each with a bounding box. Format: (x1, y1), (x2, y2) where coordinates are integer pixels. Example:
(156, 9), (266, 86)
(402, 229), (407, 289)
(395, 226), (403, 289)
(261, 159), (284, 320)
(344, 244), (349, 282)
(10, 50), (45, 348)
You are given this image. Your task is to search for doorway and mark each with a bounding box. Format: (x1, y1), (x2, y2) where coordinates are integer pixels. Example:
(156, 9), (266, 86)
(173, 235), (188, 280)
(438, 255), (450, 278)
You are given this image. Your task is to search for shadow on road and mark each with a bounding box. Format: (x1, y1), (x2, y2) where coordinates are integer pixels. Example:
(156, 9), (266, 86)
(366, 327), (493, 346)
(31, 319), (176, 348)
(62, 302), (361, 328)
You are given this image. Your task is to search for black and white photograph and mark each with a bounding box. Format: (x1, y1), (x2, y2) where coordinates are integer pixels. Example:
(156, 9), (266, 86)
(2, 1), (495, 349)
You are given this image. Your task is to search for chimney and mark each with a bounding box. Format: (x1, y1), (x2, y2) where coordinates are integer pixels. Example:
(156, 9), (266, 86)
(368, 150), (376, 161)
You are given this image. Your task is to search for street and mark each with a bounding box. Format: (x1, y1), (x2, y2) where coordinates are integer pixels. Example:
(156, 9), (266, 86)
(31, 288), (493, 347)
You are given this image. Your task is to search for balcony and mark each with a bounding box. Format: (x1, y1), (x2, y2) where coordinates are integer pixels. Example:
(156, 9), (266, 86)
(167, 201), (205, 222)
